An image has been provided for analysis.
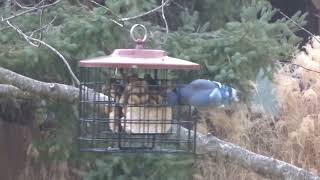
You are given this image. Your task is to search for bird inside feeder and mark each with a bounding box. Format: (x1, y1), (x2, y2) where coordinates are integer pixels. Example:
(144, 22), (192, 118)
(78, 24), (200, 153)
(107, 69), (172, 134)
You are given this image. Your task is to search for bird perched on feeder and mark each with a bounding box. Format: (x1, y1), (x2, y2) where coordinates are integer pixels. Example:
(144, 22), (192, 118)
(166, 79), (239, 108)
(144, 73), (163, 104)
(144, 73), (158, 88)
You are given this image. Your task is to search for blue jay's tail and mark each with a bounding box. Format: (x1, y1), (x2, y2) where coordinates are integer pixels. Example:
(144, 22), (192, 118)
(211, 80), (239, 103)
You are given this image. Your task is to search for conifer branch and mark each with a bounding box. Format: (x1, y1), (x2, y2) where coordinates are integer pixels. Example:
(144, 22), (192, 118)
(6, 20), (80, 86)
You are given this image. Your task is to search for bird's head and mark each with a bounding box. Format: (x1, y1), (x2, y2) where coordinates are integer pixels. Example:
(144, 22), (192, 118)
(144, 73), (153, 81)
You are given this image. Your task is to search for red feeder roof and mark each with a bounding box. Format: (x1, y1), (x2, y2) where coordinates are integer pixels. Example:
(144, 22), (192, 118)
(79, 49), (200, 70)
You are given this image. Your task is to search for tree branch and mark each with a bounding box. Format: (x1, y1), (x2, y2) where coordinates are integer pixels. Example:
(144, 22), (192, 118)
(121, 0), (170, 21)
(0, 0), (61, 23)
(0, 84), (33, 99)
(6, 20), (80, 85)
(0, 66), (112, 107)
(196, 133), (320, 180)
(277, 9), (320, 44)
(89, 0), (123, 27)
(0, 66), (79, 103)
(161, 0), (169, 43)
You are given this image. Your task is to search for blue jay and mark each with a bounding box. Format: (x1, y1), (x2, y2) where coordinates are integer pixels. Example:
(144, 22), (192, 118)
(167, 79), (239, 108)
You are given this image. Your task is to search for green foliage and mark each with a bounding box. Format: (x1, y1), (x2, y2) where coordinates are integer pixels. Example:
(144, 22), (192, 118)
(34, 103), (77, 161)
(152, 0), (307, 94)
(84, 154), (194, 180)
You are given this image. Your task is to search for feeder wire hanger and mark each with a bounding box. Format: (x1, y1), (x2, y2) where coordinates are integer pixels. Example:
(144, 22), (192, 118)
(130, 24), (148, 49)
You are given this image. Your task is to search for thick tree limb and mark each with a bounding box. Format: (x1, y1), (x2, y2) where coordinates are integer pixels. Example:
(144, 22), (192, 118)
(0, 84), (33, 99)
(0, 66), (319, 179)
(0, 66), (112, 106)
(0, 66), (79, 103)
(194, 132), (320, 180)
(176, 123), (320, 180)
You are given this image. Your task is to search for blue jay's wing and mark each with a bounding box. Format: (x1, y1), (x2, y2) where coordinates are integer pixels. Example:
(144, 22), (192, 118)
(188, 89), (219, 106)
(187, 79), (220, 90)
(166, 80), (238, 107)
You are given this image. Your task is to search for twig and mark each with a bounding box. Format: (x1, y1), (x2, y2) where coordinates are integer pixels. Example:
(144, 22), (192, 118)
(6, 20), (80, 86)
(171, 0), (186, 10)
(14, 0), (46, 9)
(6, 20), (39, 47)
(0, 26), (11, 31)
(277, 61), (320, 74)
(89, 0), (123, 27)
(38, 1), (44, 42)
(29, 16), (56, 37)
(0, 0), (61, 23)
(121, 0), (170, 21)
(161, 0), (169, 43)
(89, 0), (121, 19)
(276, 9), (320, 44)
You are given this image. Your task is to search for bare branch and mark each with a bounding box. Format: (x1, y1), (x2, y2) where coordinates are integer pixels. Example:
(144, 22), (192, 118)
(161, 0), (169, 43)
(38, 1), (44, 42)
(6, 20), (80, 86)
(0, 26), (11, 31)
(0, 66), (79, 103)
(6, 20), (39, 47)
(0, 0), (61, 23)
(179, 128), (320, 180)
(171, 0), (187, 10)
(277, 9), (320, 44)
(121, 0), (171, 21)
(29, 16), (57, 37)
(277, 61), (320, 74)
(89, 0), (123, 27)
(14, 0), (46, 9)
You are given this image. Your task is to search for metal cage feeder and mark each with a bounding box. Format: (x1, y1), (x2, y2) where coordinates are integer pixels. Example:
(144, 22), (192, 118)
(78, 24), (200, 153)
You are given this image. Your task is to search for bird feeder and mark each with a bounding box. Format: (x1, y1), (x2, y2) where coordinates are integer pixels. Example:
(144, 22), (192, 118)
(78, 24), (200, 153)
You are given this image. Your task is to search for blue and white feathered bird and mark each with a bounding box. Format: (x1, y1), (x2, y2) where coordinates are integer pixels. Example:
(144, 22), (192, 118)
(167, 79), (239, 107)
